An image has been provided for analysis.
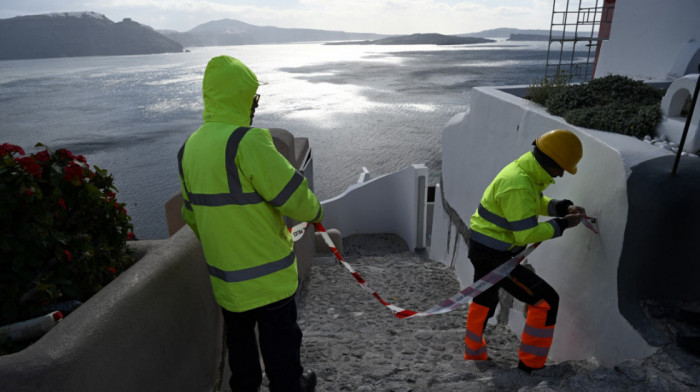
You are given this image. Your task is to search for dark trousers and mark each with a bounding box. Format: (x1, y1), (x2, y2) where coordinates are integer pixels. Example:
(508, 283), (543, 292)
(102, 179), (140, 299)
(468, 239), (559, 328)
(222, 295), (303, 392)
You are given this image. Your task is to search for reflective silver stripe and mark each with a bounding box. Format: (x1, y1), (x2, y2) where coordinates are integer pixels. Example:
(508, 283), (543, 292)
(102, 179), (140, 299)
(177, 139), (192, 204)
(546, 218), (562, 237)
(478, 204), (537, 232)
(523, 324), (555, 338)
(510, 216), (538, 231)
(178, 127), (265, 208)
(223, 127), (263, 204)
(478, 204), (510, 230)
(465, 345), (488, 356)
(189, 192), (262, 207)
(270, 171), (304, 207)
(208, 252), (295, 283)
(465, 329), (483, 344)
(519, 342), (550, 357)
(470, 230), (514, 251)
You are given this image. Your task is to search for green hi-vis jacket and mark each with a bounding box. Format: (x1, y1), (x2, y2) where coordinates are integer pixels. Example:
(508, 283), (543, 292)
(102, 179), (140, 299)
(470, 151), (565, 252)
(178, 56), (323, 312)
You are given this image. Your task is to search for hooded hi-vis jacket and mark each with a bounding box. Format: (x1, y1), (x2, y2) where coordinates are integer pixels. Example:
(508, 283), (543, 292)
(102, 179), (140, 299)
(178, 56), (323, 312)
(469, 151), (566, 252)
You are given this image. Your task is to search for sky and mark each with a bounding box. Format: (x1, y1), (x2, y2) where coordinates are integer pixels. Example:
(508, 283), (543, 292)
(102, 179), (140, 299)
(0, 0), (554, 35)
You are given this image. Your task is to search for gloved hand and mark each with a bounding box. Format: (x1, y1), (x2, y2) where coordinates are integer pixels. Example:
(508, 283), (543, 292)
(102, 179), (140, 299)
(564, 213), (583, 228)
(567, 205), (586, 215)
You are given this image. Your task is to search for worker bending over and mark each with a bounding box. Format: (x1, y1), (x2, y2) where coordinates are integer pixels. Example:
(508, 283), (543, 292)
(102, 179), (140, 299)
(464, 129), (586, 373)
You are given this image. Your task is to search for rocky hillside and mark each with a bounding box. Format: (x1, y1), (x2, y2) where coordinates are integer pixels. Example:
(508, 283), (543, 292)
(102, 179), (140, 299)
(0, 12), (183, 60)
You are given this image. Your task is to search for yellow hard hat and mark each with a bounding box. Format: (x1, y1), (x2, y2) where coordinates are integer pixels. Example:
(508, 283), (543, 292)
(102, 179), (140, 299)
(535, 129), (583, 174)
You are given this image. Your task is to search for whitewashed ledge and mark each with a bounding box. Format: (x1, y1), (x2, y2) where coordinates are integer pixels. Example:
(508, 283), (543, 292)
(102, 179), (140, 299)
(429, 83), (700, 367)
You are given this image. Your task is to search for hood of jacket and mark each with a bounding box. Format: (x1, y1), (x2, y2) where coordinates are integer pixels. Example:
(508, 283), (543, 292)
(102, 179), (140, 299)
(202, 55), (259, 125)
(517, 151), (555, 189)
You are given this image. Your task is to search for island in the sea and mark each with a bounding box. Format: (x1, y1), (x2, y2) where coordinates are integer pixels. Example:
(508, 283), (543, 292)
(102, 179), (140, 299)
(325, 33), (495, 46)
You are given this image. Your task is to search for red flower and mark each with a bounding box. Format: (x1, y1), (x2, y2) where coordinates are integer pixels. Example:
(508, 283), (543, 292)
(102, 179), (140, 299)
(34, 149), (50, 162)
(63, 162), (84, 185)
(58, 198), (67, 210)
(106, 267), (117, 275)
(63, 250), (72, 262)
(0, 143), (25, 156)
(24, 187), (34, 196)
(127, 231), (135, 240)
(15, 157), (43, 178)
(57, 149), (75, 161)
(113, 202), (127, 215)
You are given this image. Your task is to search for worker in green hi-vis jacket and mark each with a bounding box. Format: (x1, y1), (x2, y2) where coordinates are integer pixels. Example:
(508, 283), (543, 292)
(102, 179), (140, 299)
(464, 129), (586, 374)
(178, 55), (322, 392)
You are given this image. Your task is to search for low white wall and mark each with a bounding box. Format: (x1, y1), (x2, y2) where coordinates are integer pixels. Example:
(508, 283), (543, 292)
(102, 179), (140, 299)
(0, 227), (223, 392)
(431, 85), (674, 366)
(321, 164), (428, 251)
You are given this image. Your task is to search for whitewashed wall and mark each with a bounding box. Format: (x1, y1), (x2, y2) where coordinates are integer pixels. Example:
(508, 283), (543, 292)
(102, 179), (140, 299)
(321, 164), (429, 251)
(595, 0), (700, 80)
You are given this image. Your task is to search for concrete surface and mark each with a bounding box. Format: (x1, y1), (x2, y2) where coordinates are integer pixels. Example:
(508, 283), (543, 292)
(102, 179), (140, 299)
(234, 233), (700, 391)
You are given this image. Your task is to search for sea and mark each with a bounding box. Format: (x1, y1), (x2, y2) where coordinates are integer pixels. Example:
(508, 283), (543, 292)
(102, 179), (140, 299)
(0, 40), (551, 239)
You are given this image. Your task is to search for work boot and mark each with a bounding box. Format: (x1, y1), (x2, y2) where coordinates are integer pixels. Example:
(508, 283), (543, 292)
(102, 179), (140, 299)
(300, 370), (317, 392)
(518, 360), (545, 374)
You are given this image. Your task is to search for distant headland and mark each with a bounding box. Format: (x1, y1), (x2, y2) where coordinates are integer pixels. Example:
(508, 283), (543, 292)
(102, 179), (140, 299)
(0, 12), (183, 60)
(325, 33), (495, 45)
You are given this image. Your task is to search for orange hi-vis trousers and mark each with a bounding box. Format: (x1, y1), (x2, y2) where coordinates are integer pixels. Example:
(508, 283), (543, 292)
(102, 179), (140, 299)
(464, 302), (490, 360)
(464, 239), (559, 369)
(519, 300), (555, 368)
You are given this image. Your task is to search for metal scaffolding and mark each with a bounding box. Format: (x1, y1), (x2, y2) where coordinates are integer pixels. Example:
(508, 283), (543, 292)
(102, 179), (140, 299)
(546, 0), (614, 82)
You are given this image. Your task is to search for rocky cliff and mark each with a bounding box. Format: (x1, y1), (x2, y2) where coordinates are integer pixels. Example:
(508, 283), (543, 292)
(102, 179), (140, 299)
(0, 12), (183, 60)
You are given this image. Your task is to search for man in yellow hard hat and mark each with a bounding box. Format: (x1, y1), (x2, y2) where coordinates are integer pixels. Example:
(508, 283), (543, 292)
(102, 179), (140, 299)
(464, 129), (586, 373)
(178, 56), (322, 391)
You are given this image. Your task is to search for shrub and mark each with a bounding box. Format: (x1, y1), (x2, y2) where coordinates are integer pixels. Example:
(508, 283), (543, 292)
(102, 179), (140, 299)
(525, 70), (573, 106)
(0, 143), (135, 347)
(562, 104), (662, 138)
(528, 74), (666, 139)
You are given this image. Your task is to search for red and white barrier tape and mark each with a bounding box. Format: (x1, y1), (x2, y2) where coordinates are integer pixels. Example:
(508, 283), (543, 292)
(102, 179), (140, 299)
(290, 217), (598, 319)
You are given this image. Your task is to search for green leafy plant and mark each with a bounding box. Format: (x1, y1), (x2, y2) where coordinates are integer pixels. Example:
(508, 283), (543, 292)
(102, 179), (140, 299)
(525, 70), (573, 106)
(530, 74), (665, 139)
(0, 143), (136, 351)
